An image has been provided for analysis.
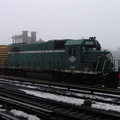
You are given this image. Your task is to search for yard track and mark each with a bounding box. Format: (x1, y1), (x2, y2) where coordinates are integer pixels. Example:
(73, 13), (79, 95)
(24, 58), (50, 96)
(0, 76), (120, 119)
(0, 87), (120, 120)
(0, 112), (21, 120)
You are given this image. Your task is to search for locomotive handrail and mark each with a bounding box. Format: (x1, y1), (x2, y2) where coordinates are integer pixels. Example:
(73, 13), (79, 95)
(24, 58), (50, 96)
(95, 56), (101, 71)
(111, 59), (120, 72)
(102, 59), (109, 76)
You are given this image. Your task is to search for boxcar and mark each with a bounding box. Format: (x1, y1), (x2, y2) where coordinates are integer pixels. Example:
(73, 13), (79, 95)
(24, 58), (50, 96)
(0, 45), (7, 68)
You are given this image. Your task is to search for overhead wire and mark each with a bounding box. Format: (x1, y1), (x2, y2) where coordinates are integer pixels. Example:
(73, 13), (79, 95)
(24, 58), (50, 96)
(0, 38), (11, 44)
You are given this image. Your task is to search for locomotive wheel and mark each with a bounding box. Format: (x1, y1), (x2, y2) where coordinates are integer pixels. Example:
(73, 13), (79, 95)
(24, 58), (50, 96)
(62, 73), (77, 83)
(105, 73), (118, 88)
(52, 72), (63, 82)
(78, 74), (96, 86)
(3, 68), (8, 75)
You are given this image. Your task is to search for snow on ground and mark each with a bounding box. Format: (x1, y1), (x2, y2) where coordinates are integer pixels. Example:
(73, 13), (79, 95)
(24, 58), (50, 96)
(0, 105), (3, 107)
(0, 104), (6, 112)
(20, 89), (120, 113)
(94, 92), (120, 97)
(16, 83), (117, 102)
(16, 83), (119, 102)
(10, 109), (40, 120)
(3, 79), (120, 101)
(74, 92), (116, 102)
(15, 83), (39, 89)
(1, 78), (120, 113)
(92, 102), (120, 112)
(20, 89), (84, 105)
(0, 104), (40, 120)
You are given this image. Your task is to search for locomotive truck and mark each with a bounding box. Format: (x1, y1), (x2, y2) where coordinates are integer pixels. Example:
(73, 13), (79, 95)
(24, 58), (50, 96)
(1, 37), (120, 88)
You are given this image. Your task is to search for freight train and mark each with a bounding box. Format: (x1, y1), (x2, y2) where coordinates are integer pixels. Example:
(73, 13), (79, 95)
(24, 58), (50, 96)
(0, 37), (120, 88)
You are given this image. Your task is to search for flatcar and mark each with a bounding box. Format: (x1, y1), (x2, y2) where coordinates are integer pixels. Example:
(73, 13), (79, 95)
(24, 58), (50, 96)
(2, 37), (120, 88)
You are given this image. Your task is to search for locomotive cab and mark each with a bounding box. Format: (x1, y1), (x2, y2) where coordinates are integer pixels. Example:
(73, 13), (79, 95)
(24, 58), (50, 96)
(64, 37), (104, 72)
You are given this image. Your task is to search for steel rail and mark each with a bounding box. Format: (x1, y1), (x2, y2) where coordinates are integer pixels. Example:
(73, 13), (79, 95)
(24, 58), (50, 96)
(0, 86), (120, 120)
(1, 77), (120, 106)
(0, 112), (20, 120)
(0, 75), (120, 94)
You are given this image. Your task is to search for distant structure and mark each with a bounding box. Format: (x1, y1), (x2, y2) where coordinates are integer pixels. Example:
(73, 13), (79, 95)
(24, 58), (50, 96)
(12, 31), (37, 44)
(117, 47), (120, 52)
(36, 38), (45, 43)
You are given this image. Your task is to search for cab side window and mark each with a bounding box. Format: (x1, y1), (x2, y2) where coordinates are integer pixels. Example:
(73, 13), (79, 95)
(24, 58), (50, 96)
(69, 47), (77, 55)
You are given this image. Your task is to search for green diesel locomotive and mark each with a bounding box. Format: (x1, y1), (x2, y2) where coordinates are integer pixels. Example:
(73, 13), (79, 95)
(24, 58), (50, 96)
(4, 37), (119, 88)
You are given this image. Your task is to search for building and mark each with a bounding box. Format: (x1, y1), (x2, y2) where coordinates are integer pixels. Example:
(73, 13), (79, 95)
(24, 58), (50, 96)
(12, 31), (36, 44)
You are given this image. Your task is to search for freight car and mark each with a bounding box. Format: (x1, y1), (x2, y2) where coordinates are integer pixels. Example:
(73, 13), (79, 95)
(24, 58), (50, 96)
(0, 45), (7, 69)
(2, 37), (120, 88)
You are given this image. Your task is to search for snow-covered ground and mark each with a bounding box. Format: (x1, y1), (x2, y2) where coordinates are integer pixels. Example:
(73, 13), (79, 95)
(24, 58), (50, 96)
(0, 105), (6, 112)
(21, 89), (120, 113)
(15, 82), (120, 104)
(10, 110), (40, 120)
(0, 104), (40, 120)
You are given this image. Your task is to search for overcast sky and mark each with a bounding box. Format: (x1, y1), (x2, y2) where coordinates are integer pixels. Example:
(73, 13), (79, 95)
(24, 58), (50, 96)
(0, 0), (120, 50)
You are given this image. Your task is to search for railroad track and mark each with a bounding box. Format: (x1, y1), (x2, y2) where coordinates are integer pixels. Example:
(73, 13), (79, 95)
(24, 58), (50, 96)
(1, 76), (120, 106)
(0, 74), (120, 92)
(1, 76), (120, 107)
(0, 83), (120, 120)
(0, 112), (21, 120)
(0, 95), (52, 120)
(1, 79), (120, 107)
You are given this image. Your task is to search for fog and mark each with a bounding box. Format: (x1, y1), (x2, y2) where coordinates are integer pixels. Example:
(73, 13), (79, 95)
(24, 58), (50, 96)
(0, 0), (120, 50)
